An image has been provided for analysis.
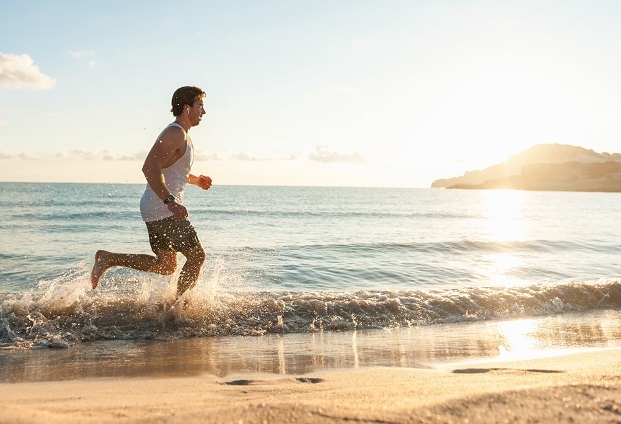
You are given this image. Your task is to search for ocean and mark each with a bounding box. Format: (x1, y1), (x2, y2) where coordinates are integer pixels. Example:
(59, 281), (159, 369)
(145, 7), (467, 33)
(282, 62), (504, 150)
(1, 182), (621, 374)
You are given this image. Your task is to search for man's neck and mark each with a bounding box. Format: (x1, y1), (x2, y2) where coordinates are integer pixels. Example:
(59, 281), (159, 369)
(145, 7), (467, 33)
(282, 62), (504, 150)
(174, 117), (192, 133)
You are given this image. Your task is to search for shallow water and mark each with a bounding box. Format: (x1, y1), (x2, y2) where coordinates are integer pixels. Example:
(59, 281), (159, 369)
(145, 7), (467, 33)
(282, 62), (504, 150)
(1, 183), (621, 350)
(1, 309), (620, 383)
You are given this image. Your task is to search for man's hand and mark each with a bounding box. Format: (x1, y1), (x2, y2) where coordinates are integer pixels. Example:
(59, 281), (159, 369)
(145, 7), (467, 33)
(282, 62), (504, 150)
(189, 174), (212, 190)
(167, 201), (189, 221)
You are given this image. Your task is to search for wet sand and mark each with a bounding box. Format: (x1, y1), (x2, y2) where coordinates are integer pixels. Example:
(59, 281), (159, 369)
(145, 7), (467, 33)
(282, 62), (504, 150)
(2, 311), (621, 423)
(1, 349), (621, 423)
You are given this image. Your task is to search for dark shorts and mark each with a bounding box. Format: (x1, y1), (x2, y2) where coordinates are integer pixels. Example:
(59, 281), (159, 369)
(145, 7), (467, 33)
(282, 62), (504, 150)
(145, 217), (201, 253)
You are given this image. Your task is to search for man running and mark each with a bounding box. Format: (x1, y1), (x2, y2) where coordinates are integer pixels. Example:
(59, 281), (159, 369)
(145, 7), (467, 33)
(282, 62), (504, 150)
(91, 86), (212, 299)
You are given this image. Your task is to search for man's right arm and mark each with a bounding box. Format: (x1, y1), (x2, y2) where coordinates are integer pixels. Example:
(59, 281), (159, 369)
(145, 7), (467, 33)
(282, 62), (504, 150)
(142, 127), (188, 220)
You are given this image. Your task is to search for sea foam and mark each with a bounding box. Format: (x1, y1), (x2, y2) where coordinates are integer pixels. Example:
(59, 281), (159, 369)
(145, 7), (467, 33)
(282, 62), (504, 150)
(1, 263), (620, 349)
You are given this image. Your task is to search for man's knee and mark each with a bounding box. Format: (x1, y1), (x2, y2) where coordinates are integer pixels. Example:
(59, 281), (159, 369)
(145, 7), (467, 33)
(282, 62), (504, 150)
(193, 248), (207, 265)
(160, 263), (177, 275)
(157, 252), (178, 275)
(185, 246), (206, 266)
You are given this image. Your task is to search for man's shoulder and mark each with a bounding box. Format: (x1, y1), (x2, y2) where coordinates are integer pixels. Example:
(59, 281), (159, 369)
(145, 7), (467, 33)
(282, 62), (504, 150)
(162, 123), (186, 136)
(159, 124), (187, 145)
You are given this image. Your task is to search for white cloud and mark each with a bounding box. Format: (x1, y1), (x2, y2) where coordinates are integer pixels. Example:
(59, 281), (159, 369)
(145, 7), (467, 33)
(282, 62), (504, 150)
(2, 149), (195, 161)
(118, 151), (148, 161)
(68, 50), (96, 68)
(55, 149), (143, 161)
(0, 120), (7, 127)
(230, 152), (298, 161)
(0, 52), (56, 90)
(68, 50), (95, 58)
(231, 152), (262, 161)
(195, 152), (222, 161)
(308, 145), (366, 164)
(0, 150), (42, 160)
(1, 149), (301, 163)
(54, 149), (98, 160)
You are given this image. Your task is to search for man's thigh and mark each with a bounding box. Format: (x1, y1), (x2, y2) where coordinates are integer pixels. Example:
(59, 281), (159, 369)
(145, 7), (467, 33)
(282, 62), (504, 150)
(146, 218), (201, 253)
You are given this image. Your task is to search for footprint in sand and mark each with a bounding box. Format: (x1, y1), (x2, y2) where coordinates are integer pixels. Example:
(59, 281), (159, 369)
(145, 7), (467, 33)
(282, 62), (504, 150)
(452, 368), (564, 374)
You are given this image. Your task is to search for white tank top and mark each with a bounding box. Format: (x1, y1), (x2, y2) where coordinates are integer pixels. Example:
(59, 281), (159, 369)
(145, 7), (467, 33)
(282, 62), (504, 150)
(140, 123), (194, 222)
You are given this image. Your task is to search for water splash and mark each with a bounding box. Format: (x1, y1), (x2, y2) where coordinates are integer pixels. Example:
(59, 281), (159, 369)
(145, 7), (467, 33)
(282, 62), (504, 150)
(2, 262), (621, 350)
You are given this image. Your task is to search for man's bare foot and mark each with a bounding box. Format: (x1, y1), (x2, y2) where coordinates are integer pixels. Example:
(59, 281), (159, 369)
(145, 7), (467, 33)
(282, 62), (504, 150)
(172, 294), (192, 311)
(91, 250), (109, 289)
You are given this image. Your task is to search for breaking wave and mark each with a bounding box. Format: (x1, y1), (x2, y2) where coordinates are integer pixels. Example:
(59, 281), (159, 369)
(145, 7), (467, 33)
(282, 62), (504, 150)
(2, 265), (620, 349)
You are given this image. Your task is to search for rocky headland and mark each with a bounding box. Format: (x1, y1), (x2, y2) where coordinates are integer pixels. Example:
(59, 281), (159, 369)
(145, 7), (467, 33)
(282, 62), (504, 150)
(431, 144), (621, 192)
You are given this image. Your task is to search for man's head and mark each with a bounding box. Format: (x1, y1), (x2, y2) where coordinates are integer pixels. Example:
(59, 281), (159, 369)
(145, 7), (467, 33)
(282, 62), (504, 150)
(171, 86), (206, 117)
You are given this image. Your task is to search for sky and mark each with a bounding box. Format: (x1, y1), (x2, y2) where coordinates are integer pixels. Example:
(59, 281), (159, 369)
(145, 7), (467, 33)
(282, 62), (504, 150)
(1, 0), (621, 187)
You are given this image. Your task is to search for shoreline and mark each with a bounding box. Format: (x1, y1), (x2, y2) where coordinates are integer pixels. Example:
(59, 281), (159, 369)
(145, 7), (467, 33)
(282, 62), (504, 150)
(3, 309), (621, 384)
(1, 348), (620, 423)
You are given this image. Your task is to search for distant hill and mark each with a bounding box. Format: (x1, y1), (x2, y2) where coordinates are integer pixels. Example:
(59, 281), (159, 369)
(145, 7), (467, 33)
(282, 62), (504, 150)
(431, 144), (621, 192)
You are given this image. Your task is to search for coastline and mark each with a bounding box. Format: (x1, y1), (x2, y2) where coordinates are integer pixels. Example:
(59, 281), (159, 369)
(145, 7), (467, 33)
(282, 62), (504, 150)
(3, 309), (621, 383)
(1, 348), (620, 423)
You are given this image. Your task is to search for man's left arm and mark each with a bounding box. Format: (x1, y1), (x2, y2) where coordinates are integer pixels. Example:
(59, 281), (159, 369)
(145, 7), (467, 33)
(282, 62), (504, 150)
(189, 174), (212, 190)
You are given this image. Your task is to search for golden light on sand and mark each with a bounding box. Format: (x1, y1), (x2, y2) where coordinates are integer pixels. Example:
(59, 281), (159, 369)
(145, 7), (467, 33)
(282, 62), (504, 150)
(497, 319), (538, 359)
(494, 318), (589, 362)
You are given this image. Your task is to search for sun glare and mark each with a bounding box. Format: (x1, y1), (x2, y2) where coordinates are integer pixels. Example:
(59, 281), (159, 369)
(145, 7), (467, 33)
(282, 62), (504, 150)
(497, 319), (538, 359)
(494, 318), (584, 362)
(483, 190), (524, 242)
(478, 190), (530, 286)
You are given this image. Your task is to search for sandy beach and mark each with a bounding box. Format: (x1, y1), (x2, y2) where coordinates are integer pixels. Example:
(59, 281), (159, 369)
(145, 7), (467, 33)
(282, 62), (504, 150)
(1, 347), (620, 423)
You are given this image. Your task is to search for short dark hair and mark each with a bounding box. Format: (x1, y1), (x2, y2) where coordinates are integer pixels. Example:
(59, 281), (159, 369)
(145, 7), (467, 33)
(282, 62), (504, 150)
(171, 86), (206, 116)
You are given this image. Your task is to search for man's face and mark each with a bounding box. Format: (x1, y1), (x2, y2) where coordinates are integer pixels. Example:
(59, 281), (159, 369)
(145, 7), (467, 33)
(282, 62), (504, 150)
(188, 98), (205, 126)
